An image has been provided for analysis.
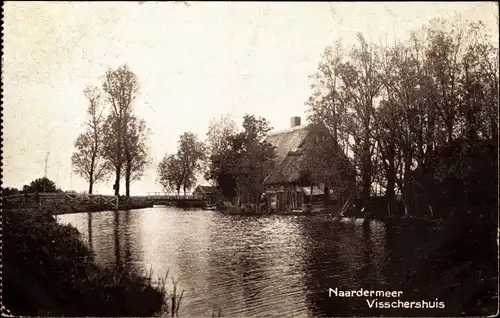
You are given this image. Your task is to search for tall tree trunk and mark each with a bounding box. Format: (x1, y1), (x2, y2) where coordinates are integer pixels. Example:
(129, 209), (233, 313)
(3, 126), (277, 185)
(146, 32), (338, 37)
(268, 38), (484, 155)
(114, 116), (124, 196)
(464, 65), (478, 143)
(181, 168), (188, 196)
(89, 177), (94, 195)
(386, 162), (396, 217)
(125, 160), (131, 197)
(89, 153), (96, 194)
(446, 116), (454, 143)
(114, 166), (121, 196)
(362, 139), (371, 222)
(403, 154), (412, 217)
(323, 182), (329, 208)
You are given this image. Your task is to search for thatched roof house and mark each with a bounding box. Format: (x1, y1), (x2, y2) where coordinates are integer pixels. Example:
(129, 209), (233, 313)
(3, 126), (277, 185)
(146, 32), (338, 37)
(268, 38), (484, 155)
(193, 185), (217, 196)
(262, 117), (320, 211)
(264, 116), (311, 186)
(263, 116), (355, 211)
(193, 185), (219, 205)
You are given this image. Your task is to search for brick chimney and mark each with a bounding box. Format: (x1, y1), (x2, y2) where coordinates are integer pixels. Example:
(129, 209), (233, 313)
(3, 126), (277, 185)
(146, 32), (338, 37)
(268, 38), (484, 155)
(290, 116), (301, 128)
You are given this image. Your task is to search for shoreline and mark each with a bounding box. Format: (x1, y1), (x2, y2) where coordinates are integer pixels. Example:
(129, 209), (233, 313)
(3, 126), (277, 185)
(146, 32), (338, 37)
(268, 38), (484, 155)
(2, 207), (173, 317)
(54, 203), (154, 215)
(3, 203), (155, 216)
(212, 206), (496, 228)
(28, 203), (495, 229)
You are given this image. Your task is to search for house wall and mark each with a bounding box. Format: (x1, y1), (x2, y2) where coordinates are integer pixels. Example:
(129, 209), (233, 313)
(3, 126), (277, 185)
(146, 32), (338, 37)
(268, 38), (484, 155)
(264, 183), (305, 212)
(193, 188), (217, 204)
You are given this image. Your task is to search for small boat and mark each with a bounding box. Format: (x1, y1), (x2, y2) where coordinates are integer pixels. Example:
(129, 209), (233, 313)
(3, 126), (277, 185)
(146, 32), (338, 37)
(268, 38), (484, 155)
(205, 206), (217, 210)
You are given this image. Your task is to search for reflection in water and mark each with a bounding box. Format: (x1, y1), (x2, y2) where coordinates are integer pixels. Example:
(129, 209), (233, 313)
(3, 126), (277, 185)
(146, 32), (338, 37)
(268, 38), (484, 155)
(58, 209), (497, 317)
(114, 211), (121, 269)
(202, 216), (310, 317)
(87, 212), (93, 251)
(296, 217), (389, 316)
(59, 210), (143, 274)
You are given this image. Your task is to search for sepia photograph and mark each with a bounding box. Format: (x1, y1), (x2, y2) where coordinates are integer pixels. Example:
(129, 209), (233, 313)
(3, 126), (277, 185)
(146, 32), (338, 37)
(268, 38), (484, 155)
(1, 1), (499, 317)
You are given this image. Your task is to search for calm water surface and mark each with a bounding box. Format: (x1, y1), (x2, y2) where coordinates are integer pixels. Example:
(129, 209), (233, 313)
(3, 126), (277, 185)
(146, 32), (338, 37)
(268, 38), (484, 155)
(57, 207), (497, 317)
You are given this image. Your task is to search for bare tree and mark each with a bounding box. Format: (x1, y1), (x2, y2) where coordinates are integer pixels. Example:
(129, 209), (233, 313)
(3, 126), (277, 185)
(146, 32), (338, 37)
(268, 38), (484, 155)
(71, 86), (111, 194)
(101, 65), (140, 195)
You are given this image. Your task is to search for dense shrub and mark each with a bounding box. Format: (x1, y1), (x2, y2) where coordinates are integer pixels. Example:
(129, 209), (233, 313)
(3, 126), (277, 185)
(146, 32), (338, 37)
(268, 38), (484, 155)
(3, 209), (165, 317)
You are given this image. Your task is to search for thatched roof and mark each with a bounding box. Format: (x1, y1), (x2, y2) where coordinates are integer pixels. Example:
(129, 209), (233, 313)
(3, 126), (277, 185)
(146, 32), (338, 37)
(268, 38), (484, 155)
(265, 125), (310, 164)
(193, 185), (216, 194)
(263, 125), (310, 185)
(264, 150), (306, 184)
(263, 123), (356, 187)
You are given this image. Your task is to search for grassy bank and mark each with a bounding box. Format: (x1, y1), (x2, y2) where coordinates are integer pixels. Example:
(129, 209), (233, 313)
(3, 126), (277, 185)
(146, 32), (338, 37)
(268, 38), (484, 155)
(2, 208), (179, 317)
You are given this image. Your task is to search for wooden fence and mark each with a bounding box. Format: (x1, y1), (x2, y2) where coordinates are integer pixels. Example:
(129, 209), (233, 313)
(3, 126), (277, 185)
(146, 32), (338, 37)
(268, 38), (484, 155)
(2, 192), (204, 210)
(2, 193), (120, 209)
(146, 192), (204, 201)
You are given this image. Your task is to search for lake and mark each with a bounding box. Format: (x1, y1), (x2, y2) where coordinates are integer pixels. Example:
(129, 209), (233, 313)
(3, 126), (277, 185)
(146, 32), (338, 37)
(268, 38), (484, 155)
(57, 207), (497, 317)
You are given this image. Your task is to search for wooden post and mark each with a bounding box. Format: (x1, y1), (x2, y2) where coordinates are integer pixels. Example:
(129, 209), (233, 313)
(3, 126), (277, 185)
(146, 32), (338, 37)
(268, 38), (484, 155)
(285, 189), (288, 211)
(323, 180), (329, 208)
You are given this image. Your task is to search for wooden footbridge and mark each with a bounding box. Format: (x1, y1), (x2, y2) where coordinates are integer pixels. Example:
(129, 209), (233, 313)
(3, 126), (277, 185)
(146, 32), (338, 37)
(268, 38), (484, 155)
(146, 192), (207, 207)
(2, 192), (208, 213)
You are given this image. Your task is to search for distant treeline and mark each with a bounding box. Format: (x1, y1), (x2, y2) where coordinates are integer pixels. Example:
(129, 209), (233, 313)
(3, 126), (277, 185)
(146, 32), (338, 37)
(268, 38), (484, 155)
(2, 177), (62, 196)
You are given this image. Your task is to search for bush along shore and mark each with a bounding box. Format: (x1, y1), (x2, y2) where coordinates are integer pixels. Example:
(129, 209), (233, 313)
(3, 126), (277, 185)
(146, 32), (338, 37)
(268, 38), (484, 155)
(2, 207), (181, 317)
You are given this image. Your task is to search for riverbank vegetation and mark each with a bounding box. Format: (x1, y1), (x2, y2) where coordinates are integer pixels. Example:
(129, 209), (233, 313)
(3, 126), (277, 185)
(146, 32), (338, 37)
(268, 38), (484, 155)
(2, 178), (154, 214)
(197, 17), (498, 220)
(2, 208), (181, 317)
(306, 18), (498, 220)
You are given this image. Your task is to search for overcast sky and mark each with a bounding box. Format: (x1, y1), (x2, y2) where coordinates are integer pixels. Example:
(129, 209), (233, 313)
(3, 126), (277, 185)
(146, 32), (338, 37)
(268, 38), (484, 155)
(3, 1), (498, 195)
